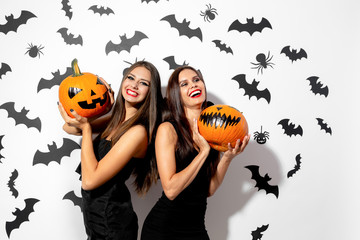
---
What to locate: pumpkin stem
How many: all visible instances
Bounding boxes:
[71,58,83,77]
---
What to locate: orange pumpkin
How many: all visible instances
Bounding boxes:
[198,104,248,152]
[59,59,110,118]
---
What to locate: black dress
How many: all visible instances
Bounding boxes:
[77,138,138,240]
[141,124,217,240]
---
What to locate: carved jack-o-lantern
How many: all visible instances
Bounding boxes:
[59,59,110,118]
[198,104,249,152]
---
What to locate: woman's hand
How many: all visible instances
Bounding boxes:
[223,134,250,159]
[192,118,211,154]
[58,102,90,133]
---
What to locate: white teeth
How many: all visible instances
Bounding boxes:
[190,90,201,97]
[127,89,138,96]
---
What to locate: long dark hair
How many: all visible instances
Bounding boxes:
[164,66,219,178]
[101,61,163,195]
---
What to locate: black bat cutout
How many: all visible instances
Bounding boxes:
[251,224,269,240]
[163,56,188,70]
[212,40,233,54]
[142,0,160,3]
[33,138,80,166]
[287,154,302,178]
[8,169,19,198]
[307,76,329,97]
[281,46,307,63]
[105,31,148,55]
[245,165,279,198]
[61,0,72,19]
[0,102,41,132]
[278,119,303,137]
[316,118,332,135]
[0,135,4,162]
[0,62,12,79]
[57,27,83,46]
[37,67,72,92]
[89,5,114,16]
[232,74,271,103]
[6,198,40,238]
[161,14,203,41]
[63,190,83,212]
[0,10,36,34]
[228,17,272,36]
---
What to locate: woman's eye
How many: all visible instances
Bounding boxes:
[127,76,134,80]
[194,78,200,82]
[180,83,187,87]
[140,81,149,87]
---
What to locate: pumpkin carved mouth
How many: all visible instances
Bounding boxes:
[78,92,108,109]
[198,111,241,130]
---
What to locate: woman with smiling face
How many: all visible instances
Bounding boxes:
[141,66,250,240]
[58,61,163,240]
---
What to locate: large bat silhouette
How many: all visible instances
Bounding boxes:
[33,138,80,166]
[0,10,36,34]
[307,76,329,97]
[245,165,279,198]
[89,5,114,16]
[63,190,83,212]
[278,119,303,137]
[57,27,83,45]
[6,198,40,238]
[316,118,332,135]
[251,224,269,240]
[212,40,233,54]
[0,102,41,132]
[281,46,307,63]
[8,169,19,198]
[163,56,188,70]
[228,17,272,36]
[0,62,12,79]
[105,31,148,55]
[61,0,72,19]
[37,67,72,92]
[287,154,302,178]
[232,74,271,103]
[161,14,203,41]
[0,135,4,162]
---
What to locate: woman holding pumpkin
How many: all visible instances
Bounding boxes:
[140,65,250,240]
[58,60,163,240]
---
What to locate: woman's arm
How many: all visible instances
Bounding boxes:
[156,120,210,200]
[208,134,250,196]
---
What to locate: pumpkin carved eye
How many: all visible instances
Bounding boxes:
[68,87,83,99]
[96,78,104,85]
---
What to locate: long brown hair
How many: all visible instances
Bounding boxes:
[164,66,219,178]
[101,61,163,195]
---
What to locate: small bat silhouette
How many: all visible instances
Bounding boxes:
[251,224,269,240]
[161,14,203,41]
[307,76,329,97]
[0,102,41,132]
[63,190,83,211]
[61,0,72,19]
[57,27,83,46]
[0,62,12,79]
[0,135,4,162]
[212,40,233,54]
[8,169,19,198]
[89,5,114,16]
[228,17,272,36]
[163,56,188,70]
[37,67,72,92]
[33,138,80,166]
[287,154,302,178]
[245,165,279,198]
[232,74,271,103]
[105,31,148,55]
[316,118,332,135]
[281,46,307,63]
[6,198,40,237]
[0,10,36,34]
[141,0,160,3]
[278,119,303,137]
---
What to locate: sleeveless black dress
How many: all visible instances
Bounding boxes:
[77,138,138,240]
[141,124,217,240]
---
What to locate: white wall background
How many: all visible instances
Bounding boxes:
[0,0,359,239]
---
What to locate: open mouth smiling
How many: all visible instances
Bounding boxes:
[126,89,139,97]
[189,89,202,98]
